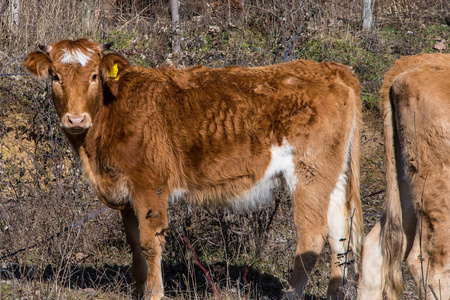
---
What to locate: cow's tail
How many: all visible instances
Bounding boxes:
[379,85,405,300]
[348,96,364,273]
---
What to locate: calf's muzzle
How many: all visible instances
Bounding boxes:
[61,112,92,134]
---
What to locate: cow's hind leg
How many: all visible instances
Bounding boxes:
[286,187,329,299]
[121,207,148,299]
[327,173,350,299]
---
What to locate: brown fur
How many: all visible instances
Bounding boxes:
[24,39,363,300]
[358,53,450,300]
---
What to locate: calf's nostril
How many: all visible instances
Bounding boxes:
[62,113,91,131]
[67,115,86,127]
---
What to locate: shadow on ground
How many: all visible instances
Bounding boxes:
[0,261,329,299]
[0,261,283,299]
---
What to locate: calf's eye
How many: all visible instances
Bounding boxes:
[92,74,98,81]
[52,74,59,82]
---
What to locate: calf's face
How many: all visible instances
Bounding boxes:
[24,39,121,136]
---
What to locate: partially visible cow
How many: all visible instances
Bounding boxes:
[24,39,363,300]
[358,53,450,300]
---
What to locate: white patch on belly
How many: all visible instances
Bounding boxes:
[61,48,92,67]
[232,138,298,210]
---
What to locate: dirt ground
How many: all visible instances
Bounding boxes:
[360,109,386,232]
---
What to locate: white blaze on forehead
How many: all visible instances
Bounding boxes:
[60,48,93,67]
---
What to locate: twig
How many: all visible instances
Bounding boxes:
[119,2,153,30]
[0,55,26,75]
[183,235,222,300]
[0,73,29,77]
[252,47,282,61]
[256,7,313,63]
[427,282,440,300]
[0,0,8,19]
[197,54,230,65]
[363,211,383,218]
[282,9,311,62]
[265,193,281,232]
[0,50,11,59]
[346,208,356,270]
[361,121,382,146]
[361,189,385,200]
[336,208,356,283]
[0,207,108,260]
[32,85,60,191]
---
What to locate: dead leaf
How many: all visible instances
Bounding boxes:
[433,41,446,51]
[75,252,88,262]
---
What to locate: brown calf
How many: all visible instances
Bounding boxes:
[358,53,450,299]
[25,39,363,299]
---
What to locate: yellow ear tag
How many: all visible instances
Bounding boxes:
[108,63,119,80]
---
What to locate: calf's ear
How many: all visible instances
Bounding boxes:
[24,52,51,79]
[100,53,130,81]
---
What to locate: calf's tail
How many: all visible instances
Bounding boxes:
[379,84,406,300]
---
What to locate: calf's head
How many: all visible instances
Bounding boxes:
[24,39,128,136]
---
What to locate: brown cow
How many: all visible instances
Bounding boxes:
[24,39,363,299]
[358,53,450,300]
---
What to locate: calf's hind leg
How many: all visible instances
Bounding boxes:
[287,186,329,299]
[357,222,383,300]
[327,173,350,299]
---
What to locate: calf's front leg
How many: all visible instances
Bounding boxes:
[132,188,168,300]
[120,206,148,299]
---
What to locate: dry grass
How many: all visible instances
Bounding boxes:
[1,0,449,299]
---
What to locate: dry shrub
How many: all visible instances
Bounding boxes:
[0,77,128,298]
[1,0,446,57]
